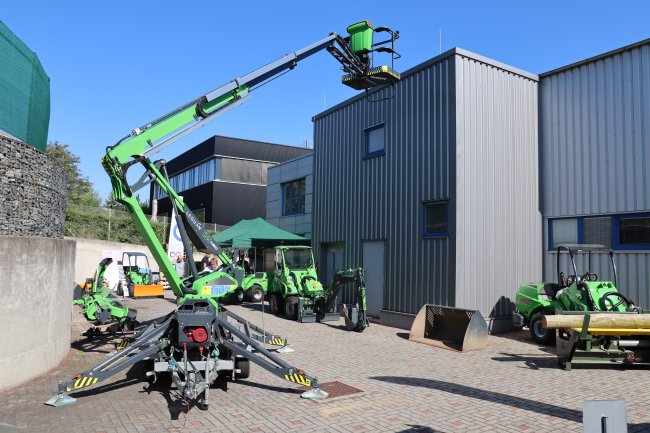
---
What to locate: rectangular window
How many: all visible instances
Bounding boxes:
[550,219,578,248]
[220,158,264,184]
[423,200,448,237]
[584,217,611,247]
[619,216,650,245]
[282,178,306,216]
[364,124,385,157]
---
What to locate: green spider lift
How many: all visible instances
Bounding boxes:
[47,20,400,408]
[73,258,137,334]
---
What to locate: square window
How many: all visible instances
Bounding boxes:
[551,219,578,248]
[584,217,611,247]
[365,124,385,157]
[424,201,448,236]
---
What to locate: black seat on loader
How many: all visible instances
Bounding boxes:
[539,283,559,300]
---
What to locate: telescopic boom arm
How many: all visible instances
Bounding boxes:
[101,21,400,299]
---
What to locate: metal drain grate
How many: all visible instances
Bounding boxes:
[302,381,363,398]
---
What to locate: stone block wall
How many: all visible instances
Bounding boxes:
[0,133,66,237]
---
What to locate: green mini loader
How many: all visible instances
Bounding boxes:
[266,246,369,331]
[513,244,638,344]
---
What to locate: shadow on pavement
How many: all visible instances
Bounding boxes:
[370,376,582,423]
[141,376,183,420]
[71,336,118,354]
[490,352,558,370]
[231,379,303,395]
[397,426,439,433]
[318,321,353,332]
[233,302,268,313]
[396,332,409,340]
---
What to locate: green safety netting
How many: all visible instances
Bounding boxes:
[0,20,50,151]
[212,218,308,248]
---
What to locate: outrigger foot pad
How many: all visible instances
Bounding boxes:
[276,345,294,353]
[45,393,77,407]
[301,388,328,399]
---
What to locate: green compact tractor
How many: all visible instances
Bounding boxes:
[266,246,368,331]
[226,249,267,304]
[513,244,637,344]
[73,258,137,332]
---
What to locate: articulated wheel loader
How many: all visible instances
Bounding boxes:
[73,258,137,334]
[266,246,369,331]
[47,19,399,408]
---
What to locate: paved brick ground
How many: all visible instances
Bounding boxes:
[2,294,650,433]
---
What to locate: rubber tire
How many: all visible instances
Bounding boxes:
[269,293,282,315]
[284,297,299,321]
[246,285,264,303]
[234,358,250,379]
[529,312,555,345]
[234,288,245,304]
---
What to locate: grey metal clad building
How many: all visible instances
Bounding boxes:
[540,39,650,308]
[312,48,542,329]
[266,154,314,239]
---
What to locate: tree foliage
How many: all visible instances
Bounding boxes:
[104,191,151,213]
[46,141,101,206]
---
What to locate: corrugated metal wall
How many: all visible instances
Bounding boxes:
[454,54,542,318]
[540,42,650,308]
[313,53,456,315]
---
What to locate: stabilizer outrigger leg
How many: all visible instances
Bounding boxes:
[48,304,327,407]
[216,314,327,399]
[220,307,293,352]
[46,314,174,406]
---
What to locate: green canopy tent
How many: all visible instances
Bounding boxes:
[212,218,308,248]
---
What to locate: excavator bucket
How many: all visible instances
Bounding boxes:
[409,305,488,352]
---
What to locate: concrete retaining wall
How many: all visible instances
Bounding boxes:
[70,237,158,285]
[70,237,203,288]
[0,236,75,391]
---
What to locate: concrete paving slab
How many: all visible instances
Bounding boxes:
[2,294,650,432]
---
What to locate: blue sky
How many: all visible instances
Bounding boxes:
[3,1,650,200]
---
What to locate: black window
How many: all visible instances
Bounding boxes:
[282,178,306,216]
[423,201,448,237]
[619,217,650,245]
[364,124,385,157]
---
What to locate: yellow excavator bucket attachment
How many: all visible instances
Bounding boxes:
[409,304,488,352]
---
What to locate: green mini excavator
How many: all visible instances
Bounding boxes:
[47,20,399,408]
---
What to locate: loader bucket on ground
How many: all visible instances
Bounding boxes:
[408,304,488,352]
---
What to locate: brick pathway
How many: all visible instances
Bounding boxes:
[1,294,650,433]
